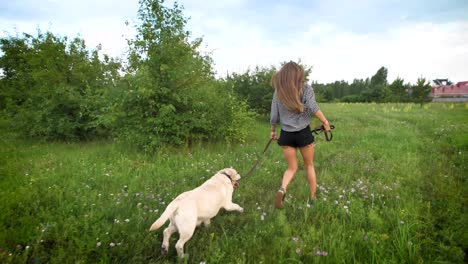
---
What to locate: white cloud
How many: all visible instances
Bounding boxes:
[1,0,466,84]
[197,20,468,83]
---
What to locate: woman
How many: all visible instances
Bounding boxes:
[270,61,330,209]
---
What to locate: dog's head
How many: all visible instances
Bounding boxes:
[219,168,241,189]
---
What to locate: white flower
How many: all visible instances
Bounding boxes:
[125,219,130,223]
[110,242,116,247]
[97,242,102,247]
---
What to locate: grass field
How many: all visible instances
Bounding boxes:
[0,103,467,263]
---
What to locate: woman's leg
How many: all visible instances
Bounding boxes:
[299,144,316,200]
[280,146,298,191]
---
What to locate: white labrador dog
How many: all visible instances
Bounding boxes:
[149,168,243,258]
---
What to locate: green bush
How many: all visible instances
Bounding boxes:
[0,31,121,140]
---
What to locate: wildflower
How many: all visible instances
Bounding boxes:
[323,197,327,201]
[295,248,301,254]
[400,221,404,224]
[315,250,328,256]
[363,234,369,241]
[110,242,115,247]
[97,242,102,247]
[292,237,299,242]
[125,219,130,223]
[343,205,348,209]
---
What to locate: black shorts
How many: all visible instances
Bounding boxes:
[278,126,314,148]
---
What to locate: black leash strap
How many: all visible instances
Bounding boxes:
[312,125,335,141]
[244,138,273,177]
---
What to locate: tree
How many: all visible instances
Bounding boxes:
[114,0,254,151]
[370,66,388,87]
[388,77,408,102]
[226,66,277,115]
[412,77,432,106]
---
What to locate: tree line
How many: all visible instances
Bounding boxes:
[0,0,433,150]
[226,65,433,116]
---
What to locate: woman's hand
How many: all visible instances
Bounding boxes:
[322,120,331,132]
[271,131,278,140]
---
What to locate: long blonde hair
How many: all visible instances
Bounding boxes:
[272,61,305,113]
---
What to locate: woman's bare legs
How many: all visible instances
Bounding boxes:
[275,146,298,208]
[299,144,316,200]
[280,146,298,191]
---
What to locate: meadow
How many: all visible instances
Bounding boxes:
[0,103,466,263]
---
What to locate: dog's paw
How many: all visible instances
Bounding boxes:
[161,246,168,256]
[239,207,244,213]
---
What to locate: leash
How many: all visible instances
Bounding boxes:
[312,124,335,141]
[243,124,335,177]
[244,138,273,177]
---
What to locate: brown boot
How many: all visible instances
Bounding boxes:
[275,188,286,209]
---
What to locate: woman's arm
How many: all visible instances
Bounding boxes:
[270,92,279,139]
[314,110,331,131]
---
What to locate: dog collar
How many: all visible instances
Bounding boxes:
[221,171,240,189]
[221,171,232,181]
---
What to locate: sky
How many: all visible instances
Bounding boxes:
[1,0,467,84]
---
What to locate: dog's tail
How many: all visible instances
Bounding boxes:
[149,200,179,231]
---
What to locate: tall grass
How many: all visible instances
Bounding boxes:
[0,103,466,263]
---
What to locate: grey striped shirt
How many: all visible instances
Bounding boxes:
[270,84,320,132]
